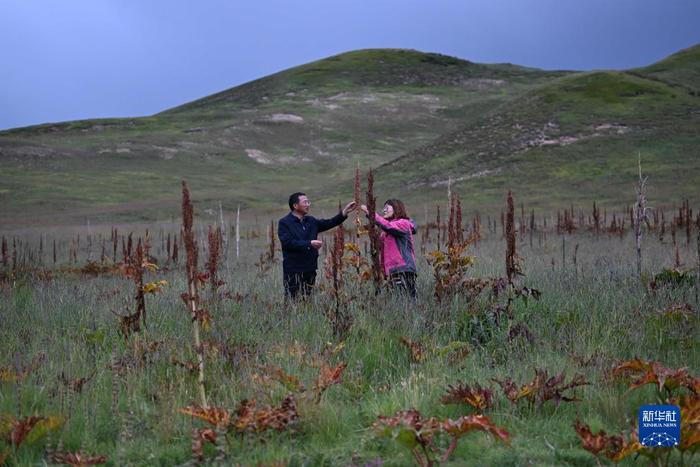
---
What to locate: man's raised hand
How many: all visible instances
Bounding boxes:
[342,201,357,216]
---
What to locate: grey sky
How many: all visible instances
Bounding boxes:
[1,0,698,130]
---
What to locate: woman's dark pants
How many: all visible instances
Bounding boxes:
[389,271,417,298]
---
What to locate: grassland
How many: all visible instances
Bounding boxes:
[1,43,699,466]
[1,197,699,465]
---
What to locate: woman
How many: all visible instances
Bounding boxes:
[361,199,417,297]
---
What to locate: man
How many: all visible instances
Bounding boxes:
[278,192,356,299]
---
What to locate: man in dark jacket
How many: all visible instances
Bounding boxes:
[278,192,356,298]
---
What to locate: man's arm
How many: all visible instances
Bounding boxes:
[317,201,356,233]
[278,221,312,251]
[317,211,348,233]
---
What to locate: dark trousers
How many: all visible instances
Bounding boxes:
[389,271,417,298]
[283,271,317,299]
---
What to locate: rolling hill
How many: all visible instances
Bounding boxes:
[1,46,698,228]
[378,45,700,209]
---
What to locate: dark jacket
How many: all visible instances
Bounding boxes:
[278,211,347,273]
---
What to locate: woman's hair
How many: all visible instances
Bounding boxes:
[383,199,409,220]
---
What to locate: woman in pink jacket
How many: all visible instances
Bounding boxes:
[361,199,417,297]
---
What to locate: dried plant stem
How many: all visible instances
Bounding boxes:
[236,204,241,259]
[505,191,517,319]
[366,169,382,294]
[268,220,275,261]
[207,226,221,295]
[218,201,230,277]
[188,278,208,408]
[505,191,516,284]
[634,154,649,278]
[182,181,208,408]
[436,205,441,250]
[332,224,344,304]
[134,240,146,328]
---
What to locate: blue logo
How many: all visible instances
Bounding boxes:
[639,405,681,447]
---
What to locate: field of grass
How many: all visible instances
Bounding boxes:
[1,192,699,465]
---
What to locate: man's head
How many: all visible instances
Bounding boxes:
[289,192,310,215]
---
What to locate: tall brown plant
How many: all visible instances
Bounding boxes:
[166,233,171,263]
[1,236,7,267]
[354,163,363,232]
[633,156,649,277]
[331,224,344,298]
[207,226,222,295]
[436,205,441,250]
[112,228,118,262]
[326,225,353,338]
[172,235,179,264]
[456,198,463,244]
[366,169,383,294]
[504,191,523,320]
[447,195,457,250]
[268,220,275,261]
[133,240,146,328]
[505,191,518,283]
[592,201,600,237]
[182,181,209,408]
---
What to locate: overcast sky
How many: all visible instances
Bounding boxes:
[1,0,698,130]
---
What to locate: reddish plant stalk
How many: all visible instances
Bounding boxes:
[172,235,179,263]
[447,196,456,250]
[456,198,463,244]
[166,233,171,262]
[207,226,221,294]
[366,169,383,294]
[182,181,208,408]
[133,239,146,327]
[269,220,275,261]
[436,205,441,250]
[126,234,132,262]
[332,224,344,301]
[505,191,517,284]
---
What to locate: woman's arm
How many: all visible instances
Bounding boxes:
[372,213,412,237]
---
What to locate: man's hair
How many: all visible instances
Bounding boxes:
[383,199,409,220]
[289,192,306,211]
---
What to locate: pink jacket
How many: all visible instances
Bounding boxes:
[373,213,417,276]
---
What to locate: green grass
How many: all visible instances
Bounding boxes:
[1,216,699,465]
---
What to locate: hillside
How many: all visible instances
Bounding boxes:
[376,45,700,210]
[1,46,698,228]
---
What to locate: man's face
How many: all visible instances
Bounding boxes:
[294,195,311,215]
